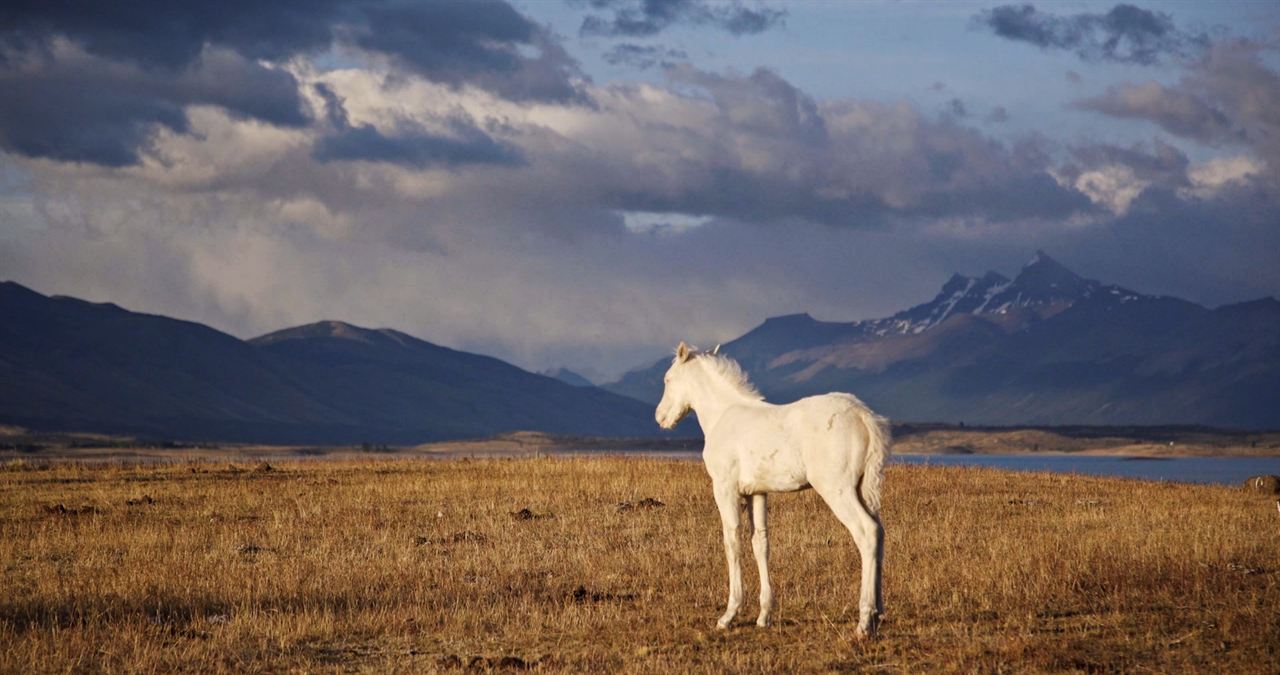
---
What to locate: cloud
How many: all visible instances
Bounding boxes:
[620,210,710,234]
[985,106,1010,124]
[1181,155,1261,199]
[1073,40,1280,187]
[313,118,525,170]
[0,0,340,70]
[1052,137,1264,215]
[352,2,587,103]
[1075,82,1238,143]
[1054,139,1186,216]
[602,43,689,69]
[539,65,1094,226]
[1070,138,1190,184]
[310,84,524,168]
[159,62,1103,229]
[0,43,307,166]
[0,0,585,166]
[943,98,968,119]
[0,0,577,94]
[1052,132,1272,222]
[579,0,785,38]
[976,3,1208,65]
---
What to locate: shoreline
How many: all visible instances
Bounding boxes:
[4,446,1278,463]
[4,425,1280,463]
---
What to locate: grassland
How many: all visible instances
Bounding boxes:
[2,457,1277,673]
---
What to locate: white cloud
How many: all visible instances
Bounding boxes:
[1181,155,1262,199]
[1066,165,1149,215]
[621,210,712,234]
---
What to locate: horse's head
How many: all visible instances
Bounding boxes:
[655,341,718,430]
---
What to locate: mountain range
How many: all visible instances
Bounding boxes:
[4,250,1277,442]
[604,252,1280,430]
[0,281,656,443]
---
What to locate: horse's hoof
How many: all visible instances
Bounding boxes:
[854,620,881,640]
[716,617,732,630]
[755,617,771,628]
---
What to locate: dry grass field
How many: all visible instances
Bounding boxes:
[2,456,1277,673]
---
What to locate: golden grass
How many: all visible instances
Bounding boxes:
[1,457,1277,673]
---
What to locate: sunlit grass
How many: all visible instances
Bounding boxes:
[1,457,1276,672]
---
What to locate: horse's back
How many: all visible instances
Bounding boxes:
[782,392,875,430]
[711,393,875,444]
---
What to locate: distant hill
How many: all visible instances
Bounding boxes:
[0,282,661,443]
[540,367,595,387]
[605,252,1280,430]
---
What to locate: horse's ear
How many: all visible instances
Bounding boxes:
[676,341,691,362]
[711,343,721,356]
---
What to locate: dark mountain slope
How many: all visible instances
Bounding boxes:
[1,283,660,442]
[0,281,347,441]
[250,321,657,441]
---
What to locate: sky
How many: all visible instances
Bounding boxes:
[1,1,1278,381]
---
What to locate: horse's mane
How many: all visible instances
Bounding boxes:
[698,352,764,401]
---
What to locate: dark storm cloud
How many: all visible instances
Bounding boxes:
[0,0,584,166]
[602,43,688,69]
[311,84,524,169]
[976,3,1208,65]
[0,0,344,70]
[0,48,307,166]
[352,1,587,103]
[579,0,784,38]
[0,0,575,92]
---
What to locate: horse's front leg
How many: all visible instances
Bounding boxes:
[711,482,743,629]
[750,493,772,627]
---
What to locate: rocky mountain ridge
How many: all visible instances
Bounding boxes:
[605,253,1280,429]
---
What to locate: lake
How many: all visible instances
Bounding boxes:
[892,454,1280,486]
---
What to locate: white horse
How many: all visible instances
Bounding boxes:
[656,341,890,637]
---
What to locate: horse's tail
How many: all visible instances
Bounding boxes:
[857,408,892,516]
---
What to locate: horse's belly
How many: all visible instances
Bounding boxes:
[737,449,808,494]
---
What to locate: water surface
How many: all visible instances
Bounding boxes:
[892,454,1279,486]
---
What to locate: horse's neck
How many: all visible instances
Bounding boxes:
[689,361,759,434]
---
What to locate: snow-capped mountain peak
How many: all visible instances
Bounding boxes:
[876,252,1143,334]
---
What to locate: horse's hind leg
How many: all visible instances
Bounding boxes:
[711,481,744,629]
[812,479,883,638]
[749,493,772,627]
